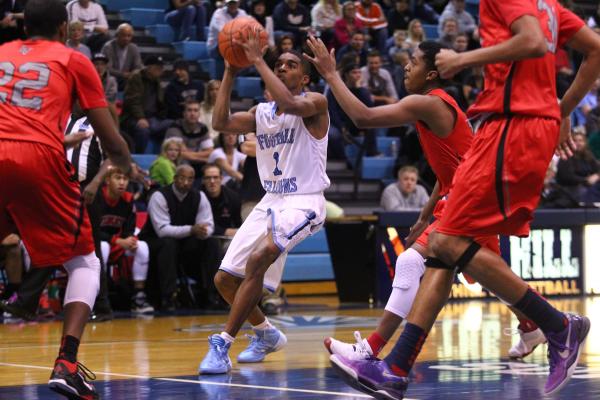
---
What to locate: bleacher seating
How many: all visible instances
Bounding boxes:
[172,41,208,60]
[132,154,156,171]
[146,24,174,44]
[120,8,164,28]
[101,0,167,12]
[423,24,439,39]
[235,77,263,100]
[362,156,395,180]
[282,230,334,282]
[198,59,217,80]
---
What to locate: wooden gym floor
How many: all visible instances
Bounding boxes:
[0,296,598,399]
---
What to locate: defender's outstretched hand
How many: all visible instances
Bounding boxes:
[233,26,268,65]
[303,35,337,80]
[435,49,464,79]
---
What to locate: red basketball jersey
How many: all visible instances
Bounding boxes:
[0,39,107,153]
[468,0,584,120]
[415,89,473,198]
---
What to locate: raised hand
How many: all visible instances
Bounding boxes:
[435,49,464,79]
[233,26,268,65]
[303,35,337,80]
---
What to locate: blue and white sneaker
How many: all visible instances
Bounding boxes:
[198,334,233,374]
[237,327,287,363]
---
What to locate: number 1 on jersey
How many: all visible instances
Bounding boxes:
[273,152,283,176]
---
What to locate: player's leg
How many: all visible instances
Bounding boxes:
[130,240,153,314]
[214,270,269,326]
[48,252,101,400]
[326,245,427,360]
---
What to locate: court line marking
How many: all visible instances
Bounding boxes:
[0,361,419,399]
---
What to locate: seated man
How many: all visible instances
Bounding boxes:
[360,50,398,105]
[336,31,368,66]
[139,165,221,311]
[165,60,206,120]
[66,0,109,52]
[121,56,173,153]
[201,164,242,238]
[0,234,25,301]
[165,99,214,179]
[101,23,143,90]
[97,167,153,314]
[381,165,429,211]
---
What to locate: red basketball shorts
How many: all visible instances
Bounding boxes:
[0,140,94,267]
[415,200,500,254]
[436,115,559,238]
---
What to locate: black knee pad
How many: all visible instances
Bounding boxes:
[455,242,481,273]
[425,257,454,270]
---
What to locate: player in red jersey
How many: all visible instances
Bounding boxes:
[305,38,543,365]
[0,1,132,399]
[318,1,600,399]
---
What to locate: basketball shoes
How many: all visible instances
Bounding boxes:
[198,334,232,374]
[48,358,98,400]
[505,326,546,359]
[545,313,590,395]
[237,327,287,363]
[330,354,409,400]
[324,331,373,361]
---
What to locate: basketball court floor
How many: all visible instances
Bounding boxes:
[0,296,598,399]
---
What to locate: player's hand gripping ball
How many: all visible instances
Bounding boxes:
[218,17,269,68]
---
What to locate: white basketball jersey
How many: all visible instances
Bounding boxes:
[255,101,330,195]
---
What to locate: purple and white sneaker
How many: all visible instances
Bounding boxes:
[330,354,409,400]
[544,313,590,395]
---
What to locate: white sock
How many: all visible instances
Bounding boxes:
[253,318,274,331]
[220,331,235,344]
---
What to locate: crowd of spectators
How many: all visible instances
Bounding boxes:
[2,0,600,317]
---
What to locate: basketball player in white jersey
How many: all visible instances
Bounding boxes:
[198,28,330,374]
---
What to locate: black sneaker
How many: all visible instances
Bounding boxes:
[48,358,99,399]
[131,292,154,314]
[0,299,36,321]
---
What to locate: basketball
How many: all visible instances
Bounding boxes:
[218,16,269,68]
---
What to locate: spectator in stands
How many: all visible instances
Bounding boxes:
[250,0,275,47]
[391,49,409,99]
[388,29,409,59]
[209,132,247,189]
[361,50,398,105]
[539,161,580,208]
[437,17,458,48]
[66,21,91,59]
[573,79,600,129]
[355,0,388,55]
[122,56,173,153]
[386,0,412,34]
[273,0,311,46]
[201,164,242,238]
[333,1,363,47]
[336,30,368,66]
[97,167,154,314]
[406,18,425,50]
[238,133,265,220]
[207,0,247,80]
[381,165,429,211]
[165,0,207,42]
[0,234,24,301]
[91,53,119,126]
[0,0,25,45]
[150,137,183,186]
[200,79,221,143]
[438,0,477,39]
[556,132,600,203]
[453,32,468,53]
[66,0,109,53]
[587,3,600,28]
[101,23,143,90]
[327,63,378,159]
[139,165,220,311]
[165,59,206,120]
[165,99,214,177]
[311,0,342,47]
[556,45,575,99]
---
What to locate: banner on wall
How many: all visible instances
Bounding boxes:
[375,225,584,302]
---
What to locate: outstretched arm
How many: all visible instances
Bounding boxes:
[435,15,547,79]
[304,36,453,134]
[212,64,257,134]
